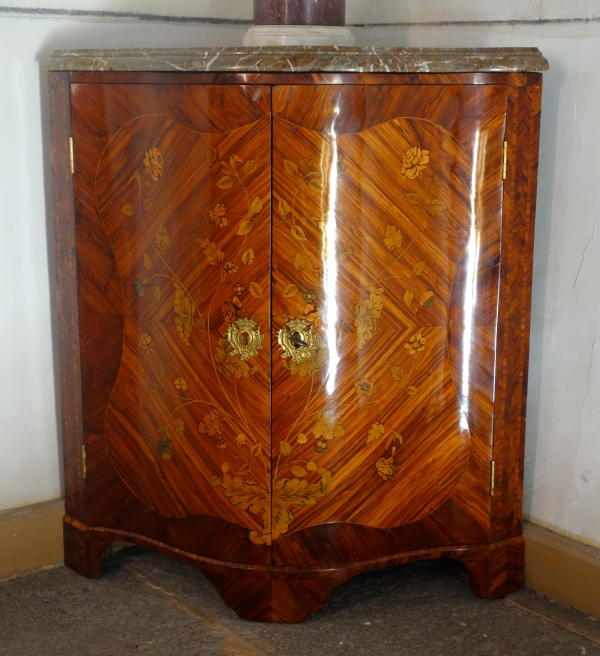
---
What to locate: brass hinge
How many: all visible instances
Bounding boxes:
[502,140,508,180]
[82,445,87,479]
[69,137,75,174]
[490,460,496,497]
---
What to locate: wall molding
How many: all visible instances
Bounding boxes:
[0,498,64,579]
[1,501,599,620]
[524,522,600,620]
[1,6,600,26]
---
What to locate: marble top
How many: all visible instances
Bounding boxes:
[45,46,548,73]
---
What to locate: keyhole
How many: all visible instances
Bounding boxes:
[240,332,249,345]
[290,332,309,349]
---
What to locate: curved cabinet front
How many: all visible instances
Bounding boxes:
[55,72,540,622]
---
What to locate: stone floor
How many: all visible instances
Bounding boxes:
[1,547,599,656]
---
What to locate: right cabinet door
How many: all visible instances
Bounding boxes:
[271,83,507,545]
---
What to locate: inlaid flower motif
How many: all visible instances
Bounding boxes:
[313,410,345,441]
[174,377,187,391]
[210,204,228,228]
[199,408,223,436]
[132,279,145,297]
[222,297,243,324]
[297,433,307,445]
[233,282,245,296]
[216,438,227,450]
[157,439,173,460]
[144,147,164,181]
[355,380,374,397]
[303,289,317,304]
[420,290,434,308]
[235,433,246,446]
[224,261,238,275]
[376,457,399,482]
[303,304,321,329]
[404,332,426,357]
[401,147,429,180]
[173,418,185,436]
[155,225,169,250]
[206,146,219,169]
[139,333,153,353]
[315,439,329,453]
[383,225,403,252]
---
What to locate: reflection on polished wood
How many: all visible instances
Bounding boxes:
[50,71,542,622]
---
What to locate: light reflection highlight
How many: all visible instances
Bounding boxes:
[323,107,341,396]
[460,129,484,431]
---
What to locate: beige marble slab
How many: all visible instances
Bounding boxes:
[44,46,548,73]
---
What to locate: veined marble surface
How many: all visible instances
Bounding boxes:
[44,46,548,73]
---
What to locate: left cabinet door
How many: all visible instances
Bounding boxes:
[71,83,272,537]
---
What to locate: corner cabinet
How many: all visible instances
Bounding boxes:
[47,47,547,623]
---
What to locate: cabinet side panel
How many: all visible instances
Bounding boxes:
[491,76,542,542]
[49,72,85,520]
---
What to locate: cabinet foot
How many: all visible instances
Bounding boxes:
[462,537,524,599]
[63,518,113,578]
[204,570,351,623]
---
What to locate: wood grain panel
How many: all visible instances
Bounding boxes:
[271,84,507,548]
[48,72,85,521]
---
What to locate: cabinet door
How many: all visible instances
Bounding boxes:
[270,84,507,545]
[71,84,272,539]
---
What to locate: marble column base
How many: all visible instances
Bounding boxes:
[243,25,355,47]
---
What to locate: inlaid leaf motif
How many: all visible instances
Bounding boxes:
[144,147,164,181]
[354,288,384,350]
[309,180,324,192]
[407,386,419,396]
[242,248,254,265]
[367,422,385,444]
[280,441,292,456]
[196,238,224,265]
[222,462,231,473]
[404,289,414,308]
[152,285,160,303]
[244,158,258,175]
[143,252,152,270]
[249,282,263,299]
[405,193,421,205]
[413,261,426,276]
[294,253,306,271]
[143,197,154,210]
[198,408,223,436]
[250,444,262,457]
[231,154,244,167]
[250,197,263,214]
[391,366,405,382]
[292,466,308,478]
[278,198,290,216]
[121,204,134,216]
[430,198,448,212]
[173,417,185,436]
[291,225,307,241]
[270,468,332,542]
[215,337,257,379]
[313,410,345,441]
[217,176,234,189]
[236,465,251,475]
[284,160,298,176]
[174,283,195,346]
[155,226,169,251]
[236,221,252,236]
[384,225,403,252]
[282,284,298,298]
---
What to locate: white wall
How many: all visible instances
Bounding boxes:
[0,2,599,550]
